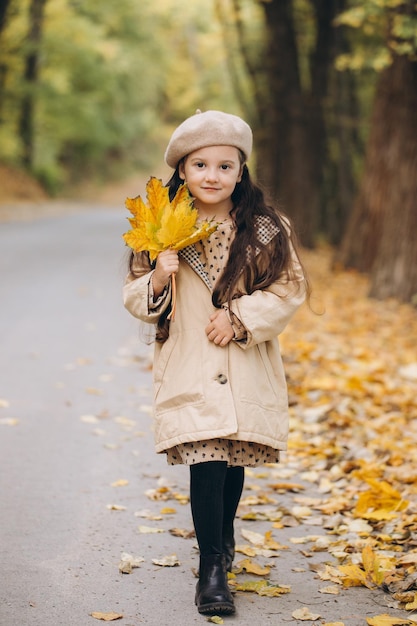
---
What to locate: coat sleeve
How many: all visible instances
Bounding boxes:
[123,252,172,323]
[229,247,306,349]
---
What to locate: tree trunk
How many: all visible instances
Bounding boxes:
[369,56,417,302]
[0,0,11,38]
[308,0,339,241]
[19,0,48,168]
[338,55,417,303]
[311,0,363,244]
[221,0,276,199]
[260,0,319,247]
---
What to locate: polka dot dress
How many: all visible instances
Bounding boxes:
[165,219,281,468]
[166,438,280,467]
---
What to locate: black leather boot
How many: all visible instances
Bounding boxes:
[195,554,235,615]
[223,524,235,572]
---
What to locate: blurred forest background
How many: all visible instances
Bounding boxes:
[0,0,416,302]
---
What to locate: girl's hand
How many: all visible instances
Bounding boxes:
[205,309,234,346]
[152,249,179,298]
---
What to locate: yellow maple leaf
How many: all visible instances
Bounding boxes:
[123,177,218,320]
[123,176,217,259]
[354,479,408,521]
[157,199,199,249]
[338,545,395,589]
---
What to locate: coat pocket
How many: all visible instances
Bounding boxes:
[154,329,204,413]
[239,343,286,411]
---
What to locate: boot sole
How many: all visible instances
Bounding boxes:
[197,602,236,616]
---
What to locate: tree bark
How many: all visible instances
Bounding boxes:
[0,0,11,38]
[317,0,360,244]
[260,0,319,247]
[369,56,417,302]
[338,55,417,303]
[19,0,48,168]
[221,0,275,195]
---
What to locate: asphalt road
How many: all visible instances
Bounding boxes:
[0,207,410,626]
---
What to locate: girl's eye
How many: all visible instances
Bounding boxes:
[196,162,205,168]
[220,164,230,170]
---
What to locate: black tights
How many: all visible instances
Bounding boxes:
[190,461,244,556]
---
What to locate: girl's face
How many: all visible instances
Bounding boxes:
[179,145,243,217]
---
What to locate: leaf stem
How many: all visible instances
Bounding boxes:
[167,273,176,321]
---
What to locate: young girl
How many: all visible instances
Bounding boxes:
[123,110,307,616]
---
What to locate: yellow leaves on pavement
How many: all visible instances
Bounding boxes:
[169,527,195,539]
[207,617,224,624]
[319,585,340,595]
[90,612,123,621]
[233,558,271,576]
[118,552,145,574]
[354,478,409,521]
[338,545,397,589]
[0,398,18,425]
[138,525,165,534]
[0,417,19,426]
[152,554,180,567]
[233,579,291,597]
[366,616,417,626]
[292,607,321,620]
[145,486,189,504]
[160,507,176,515]
[110,479,129,487]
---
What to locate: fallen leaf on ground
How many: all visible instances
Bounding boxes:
[234,558,271,576]
[118,552,145,574]
[292,607,321,620]
[138,525,164,534]
[152,554,180,567]
[319,585,340,594]
[207,617,224,624]
[85,387,103,395]
[338,545,396,589]
[169,527,195,539]
[90,612,123,621]
[234,580,290,596]
[366,616,417,625]
[106,504,126,511]
[134,509,162,521]
[0,417,19,426]
[80,414,99,424]
[110,479,129,487]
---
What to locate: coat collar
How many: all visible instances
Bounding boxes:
[178,215,280,290]
[178,245,212,290]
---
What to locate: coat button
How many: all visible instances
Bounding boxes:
[217,374,228,384]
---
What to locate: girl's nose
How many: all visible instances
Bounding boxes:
[205,168,218,182]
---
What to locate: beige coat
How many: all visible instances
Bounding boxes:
[123,238,305,454]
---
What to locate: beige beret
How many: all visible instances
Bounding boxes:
[164,109,253,168]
